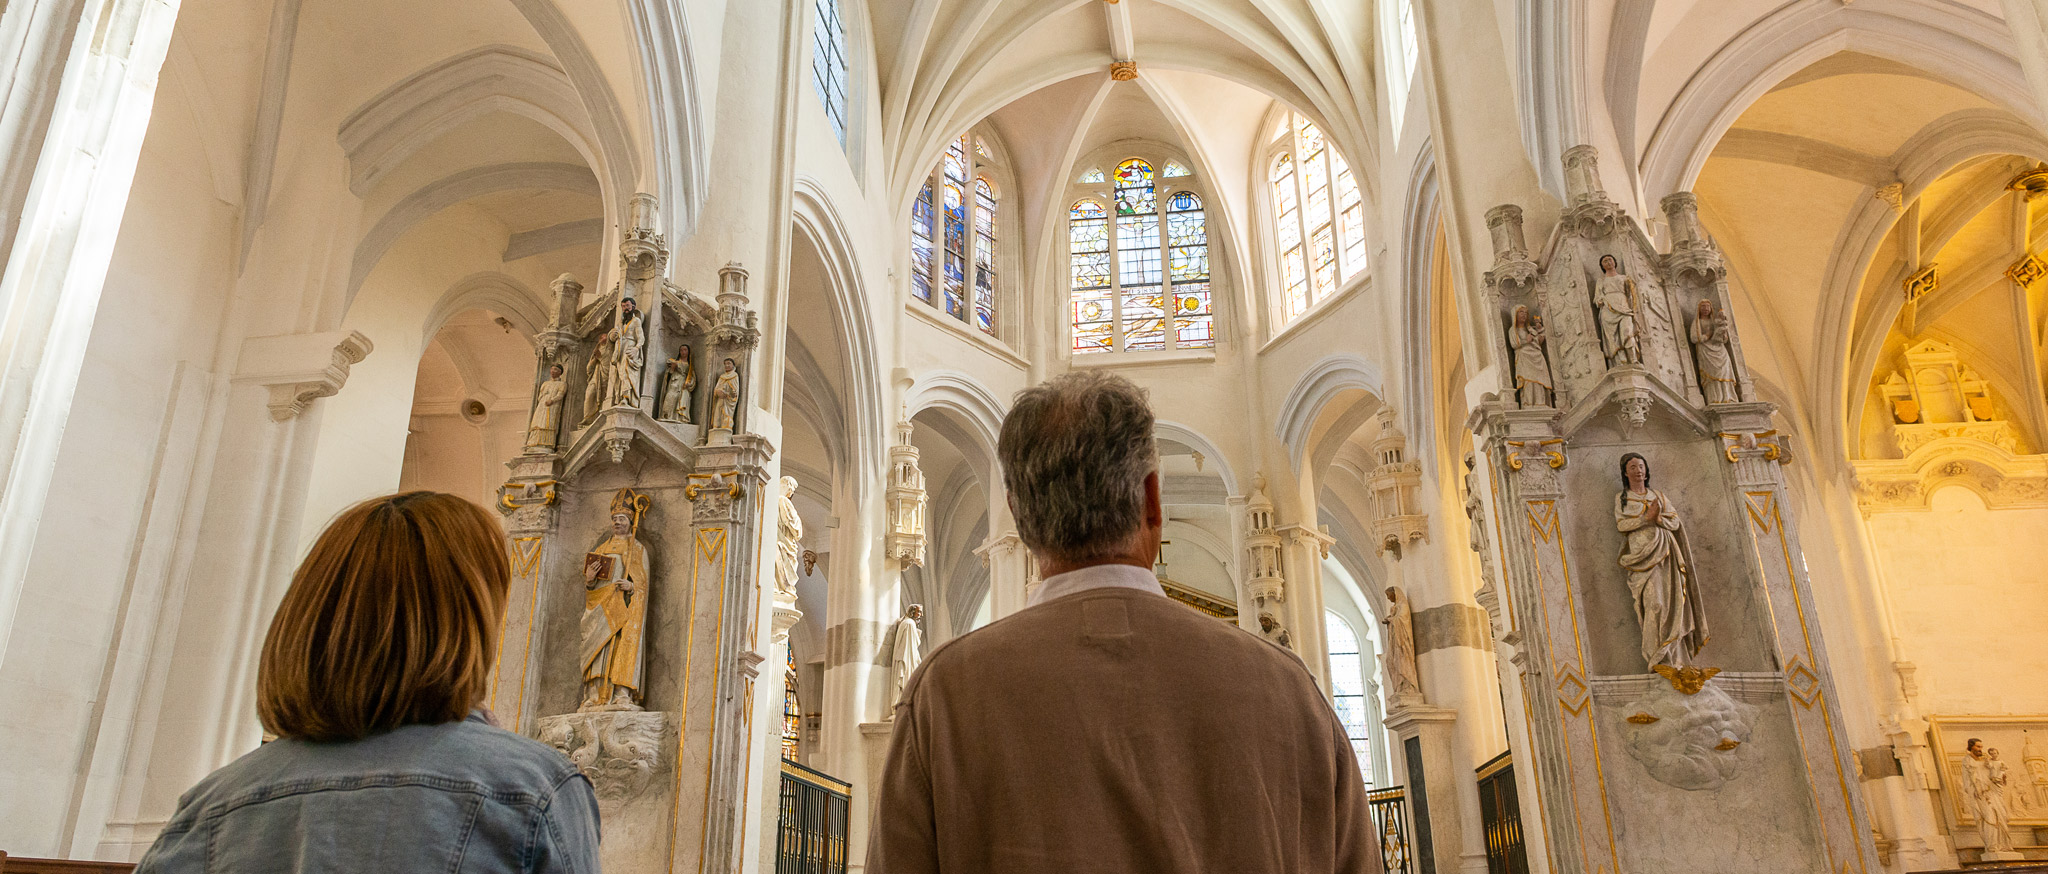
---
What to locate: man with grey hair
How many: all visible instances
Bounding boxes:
[870,370,1379,873]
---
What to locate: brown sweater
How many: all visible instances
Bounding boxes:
[868,586,1382,873]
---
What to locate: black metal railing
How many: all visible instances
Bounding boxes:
[1368,785,1414,874]
[776,759,850,874]
[1475,751,1530,874]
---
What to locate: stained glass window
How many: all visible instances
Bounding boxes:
[974,177,998,333]
[1162,161,1191,178]
[1068,158,1214,354]
[1168,191,1213,349]
[1080,168,1105,184]
[810,0,848,146]
[910,183,933,302]
[782,650,802,762]
[942,136,969,320]
[1326,612,1375,785]
[1271,115,1368,322]
[1070,201,1113,354]
[909,134,1000,333]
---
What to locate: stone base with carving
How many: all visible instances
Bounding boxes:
[538,711,676,873]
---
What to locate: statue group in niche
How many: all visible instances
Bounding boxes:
[1690,300,1739,405]
[1596,254,1644,367]
[526,363,567,449]
[888,604,925,717]
[658,345,695,424]
[1615,453,1707,670]
[1511,305,1553,407]
[1963,738,2019,854]
[581,488,652,712]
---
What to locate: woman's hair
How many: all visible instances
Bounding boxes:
[257,492,510,741]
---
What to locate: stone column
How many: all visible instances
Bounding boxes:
[0,0,181,663]
[1387,703,1464,874]
[980,531,1031,619]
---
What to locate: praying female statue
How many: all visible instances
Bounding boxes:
[581,488,651,711]
[1690,299,1739,404]
[1511,305,1553,407]
[1596,254,1643,366]
[1615,453,1707,669]
[658,345,695,423]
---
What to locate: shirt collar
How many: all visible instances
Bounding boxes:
[1029,563,1166,607]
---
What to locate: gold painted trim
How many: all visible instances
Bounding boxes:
[1652,664,1720,695]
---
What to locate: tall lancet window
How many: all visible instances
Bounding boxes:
[782,649,802,762]
[907,133,1001,336]
[1269,113,1369,323]
[1326,611,1376,785]
[1067,154,1216,355]
[810,0,849,146]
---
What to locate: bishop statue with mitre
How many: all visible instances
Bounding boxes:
[580,488,651,711]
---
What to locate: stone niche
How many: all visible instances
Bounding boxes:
[1476,147,1875,874]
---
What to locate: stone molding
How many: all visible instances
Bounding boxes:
[232,329,374,421]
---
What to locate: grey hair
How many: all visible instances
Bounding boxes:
[997,371,1157,563]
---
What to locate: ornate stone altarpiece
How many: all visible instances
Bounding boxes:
[1474,147,1878,874]
[490,194,775,874]
[1927,715,2048,835]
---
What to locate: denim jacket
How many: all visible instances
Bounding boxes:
[137,712,601,874]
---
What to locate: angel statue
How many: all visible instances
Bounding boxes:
[1615,453,1707,669]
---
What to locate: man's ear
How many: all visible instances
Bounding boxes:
[1144,470,1164,528]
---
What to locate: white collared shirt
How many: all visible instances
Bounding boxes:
[1028,562,1166,607]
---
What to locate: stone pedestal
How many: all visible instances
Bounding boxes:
[1386,703,1461,874]
[860,720,897,840]
[537,712,677,874]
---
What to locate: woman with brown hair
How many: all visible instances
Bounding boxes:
[137,492,601,873]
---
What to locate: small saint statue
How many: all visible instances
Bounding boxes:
[658,345,696,423]
[1690,299,1739,405]
[710,358,742,433]
[1615,453,1707,669]
[775,476,803,596]
[1595,254,1643,366]
[608,298,645,409]
[1384,586,1423,705]
[579,332,614,428]
[526,363,567,449]
[1511,305,1553,408]
[888,604,925,716]
[581,488,651,711]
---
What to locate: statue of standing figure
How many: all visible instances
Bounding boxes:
[526,363,567,449]
[1615,453,1707,669]
[579,332,615,428]
[581,488,652,711]
[1596,254,1644,366]
[1965,738,2019,855]
[888,604,925,717]
[775,476,803,596]
[1690,299,1739,405]
[1511,305,1553,407]
[658,345,695,423]
[710,358,742,432]
[1384,586,1423,705]
[608,298,645,409]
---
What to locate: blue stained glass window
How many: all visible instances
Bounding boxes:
[910,183,933,302]
[974,177,997,334]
